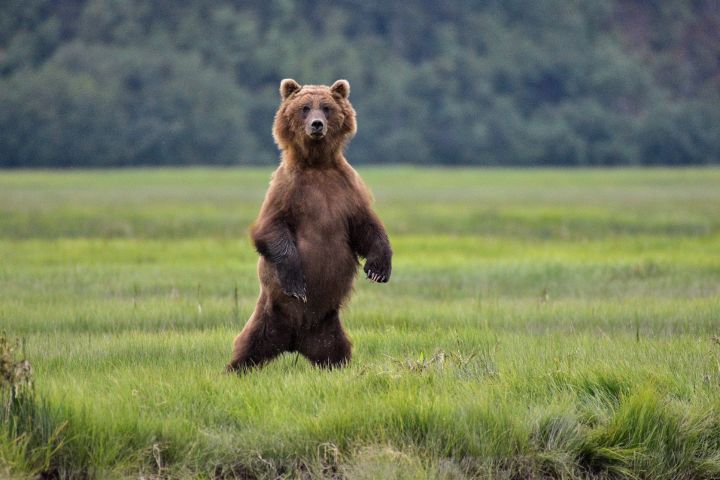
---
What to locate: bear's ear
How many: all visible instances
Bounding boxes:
[330,79,350,99]
[280,79,302,100]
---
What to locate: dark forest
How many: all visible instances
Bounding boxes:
[1,1,718,167]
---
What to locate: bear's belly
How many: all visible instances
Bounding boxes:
[295,226,357,311]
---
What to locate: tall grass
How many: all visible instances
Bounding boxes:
[0,167,719,478]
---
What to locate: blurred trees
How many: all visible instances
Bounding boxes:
[1,0,718,167]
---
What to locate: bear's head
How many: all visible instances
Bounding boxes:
[272,79,357,162]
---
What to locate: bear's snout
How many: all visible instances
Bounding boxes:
[306,115,327,139]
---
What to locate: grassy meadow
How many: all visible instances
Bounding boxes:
[1,167,720,479]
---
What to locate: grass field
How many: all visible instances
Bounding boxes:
[1,167,720,479]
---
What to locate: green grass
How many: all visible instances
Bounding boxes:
[1,167,719,479]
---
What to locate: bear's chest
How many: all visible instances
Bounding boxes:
[291,171,355,232]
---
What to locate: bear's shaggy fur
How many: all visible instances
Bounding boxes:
[227,79,392,372]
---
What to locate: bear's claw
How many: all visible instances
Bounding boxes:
[366,270,388,283]
[291,292,308,303]
[283,285,307,303]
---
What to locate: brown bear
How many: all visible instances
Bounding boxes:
[227,79,392,372]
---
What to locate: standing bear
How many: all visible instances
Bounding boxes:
[227,79,392,372]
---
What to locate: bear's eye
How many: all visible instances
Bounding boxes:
[302,105,310,114]
[322,106,331,116]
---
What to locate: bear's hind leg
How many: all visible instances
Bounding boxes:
[297,310,352,368]
[227,313,292,373]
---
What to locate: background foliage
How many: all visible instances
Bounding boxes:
[1,0,719,167]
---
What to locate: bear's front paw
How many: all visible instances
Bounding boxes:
[278,271,307,302]
[283,283,307,303]
[364,256,391,283]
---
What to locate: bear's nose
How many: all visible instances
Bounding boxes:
[311,120,324,131]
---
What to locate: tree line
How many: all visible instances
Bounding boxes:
[1,0,718,167]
